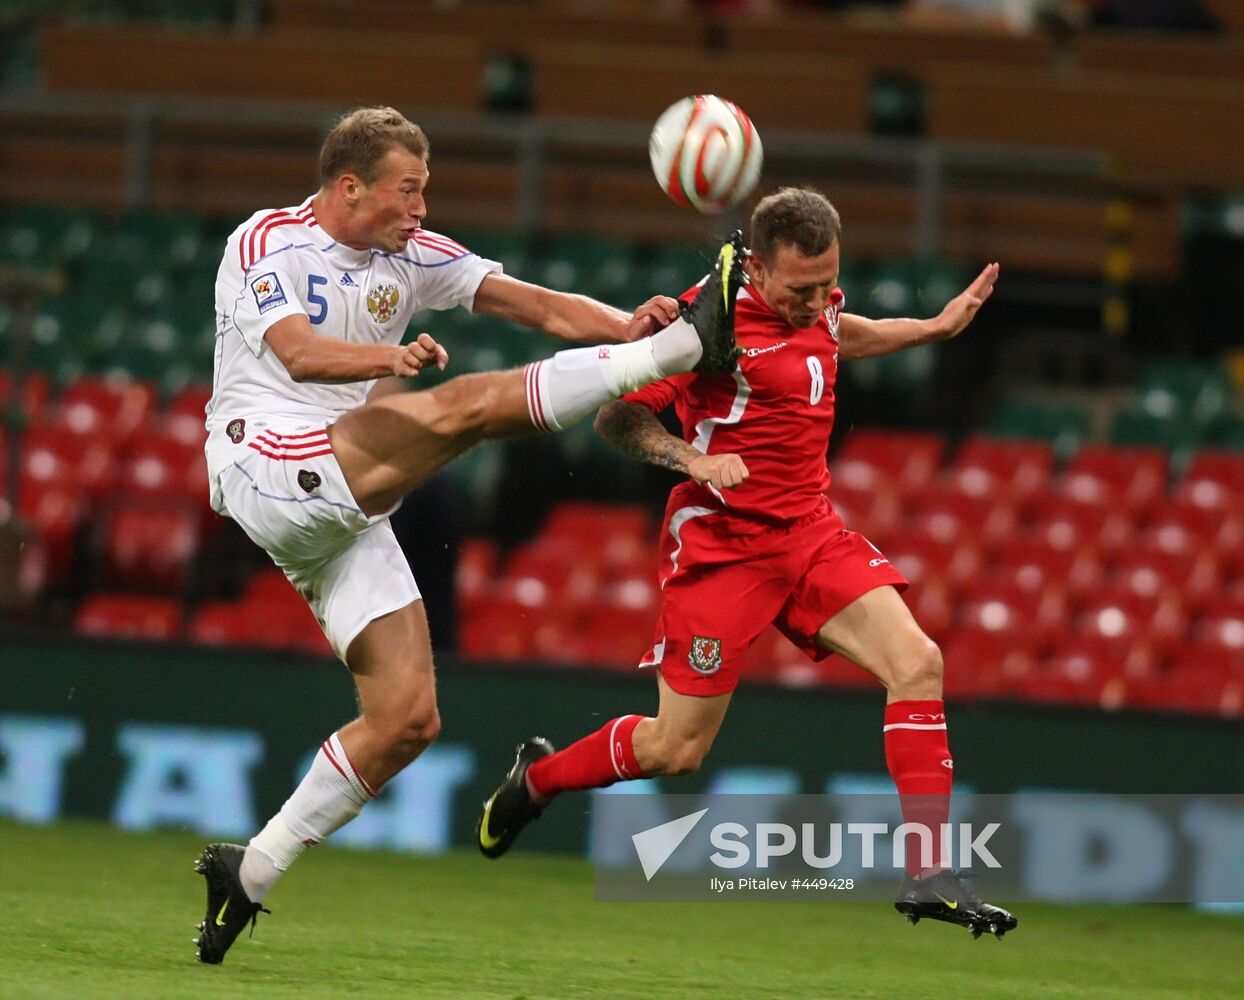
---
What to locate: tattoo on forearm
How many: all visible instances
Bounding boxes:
[597,403,696,474]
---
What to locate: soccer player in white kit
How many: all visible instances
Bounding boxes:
[194,106,745,964]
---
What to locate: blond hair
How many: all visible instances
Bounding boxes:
[319,106,429,185]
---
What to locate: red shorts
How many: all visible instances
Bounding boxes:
[640,491,907,696]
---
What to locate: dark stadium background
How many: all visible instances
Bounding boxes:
[1,0,1242,841]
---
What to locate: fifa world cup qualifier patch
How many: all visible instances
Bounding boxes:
[250,272,287,314]
[688,635,723,674]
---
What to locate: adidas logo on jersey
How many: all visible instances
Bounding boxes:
[339,273,357,287]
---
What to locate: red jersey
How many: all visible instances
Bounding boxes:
[624,284,845,523]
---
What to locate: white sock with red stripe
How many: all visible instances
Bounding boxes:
[239,731,374,903]
[524,318,702,432]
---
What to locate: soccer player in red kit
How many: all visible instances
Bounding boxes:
[477,187,1016,938]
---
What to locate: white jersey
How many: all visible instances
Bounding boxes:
[206,194,501,431]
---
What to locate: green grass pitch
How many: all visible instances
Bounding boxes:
[1,819,1239,999]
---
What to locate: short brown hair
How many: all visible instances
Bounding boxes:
[750,187,841,264]
[319,106,429,185]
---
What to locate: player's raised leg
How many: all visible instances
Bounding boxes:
[815,586,1017,938]
[331,232,746,517]
[476,675,730,858]
[197,600,438,963]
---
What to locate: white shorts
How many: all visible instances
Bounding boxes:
[206,416,420,661]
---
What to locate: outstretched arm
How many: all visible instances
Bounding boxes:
[472,272,680,345]
[265,315,448,383]
[837,262,999,361]
[594,400,749,491]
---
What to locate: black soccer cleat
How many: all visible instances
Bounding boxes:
[684,230,747,376]
[476,737,555,859]
[894,870,1018,940]
[194,843,270,964]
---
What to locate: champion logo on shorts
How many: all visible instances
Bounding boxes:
[297,469,322,493]
[688,635,723,675]
[226,418,246,444]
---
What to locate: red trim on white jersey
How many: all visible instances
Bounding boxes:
[239,203,317,272]
[412,231,468,257]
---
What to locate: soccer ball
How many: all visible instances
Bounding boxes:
[649,95,763,214]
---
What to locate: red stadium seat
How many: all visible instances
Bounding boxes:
[1024,489,1136,556]
[904,485,1019,550]
[991,536,1105,599]
[1175,450,1244,512]
[1007,669,1117,709]
[538,502,653,571]
[53,376,156,450]
[1074,583,1188,651]
[187,599,256,647]
[959,573,1070,644]
[1110,545,1221,608]
[455,537,499,615]
[1043,632,1158,684]
[187,589,333,657]
[1142,498,1241,548]
[498,538,603,612]
[18,485,85,587]
[167,384,213,421]
[946,435,1054,505]
[73,592,183,642]
[578,604,659,670]
[1123,673,1243,718]
[1056,444,1169,518]
[1190,597,1244,659]
[831,480,903,542]
[459,600,540,661]
[19,424,116,503]
[115,430,207,505]
[234,570,333,655]
[96,499,201,591]
[831,428,945,499]
[1168,639,1244,679]
[940,627,1039,700]
[882,529,982,590]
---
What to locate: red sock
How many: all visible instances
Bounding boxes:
[884,699,953,877]
[527,715,647,799]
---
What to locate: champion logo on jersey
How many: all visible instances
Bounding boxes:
[339,273,357,287]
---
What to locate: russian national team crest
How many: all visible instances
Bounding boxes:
[688,635,723,674]
[367,282,400,324]
[226,418,246,443]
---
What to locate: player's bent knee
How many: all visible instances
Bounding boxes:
[397,704,442,755]
[888,638,944,697]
